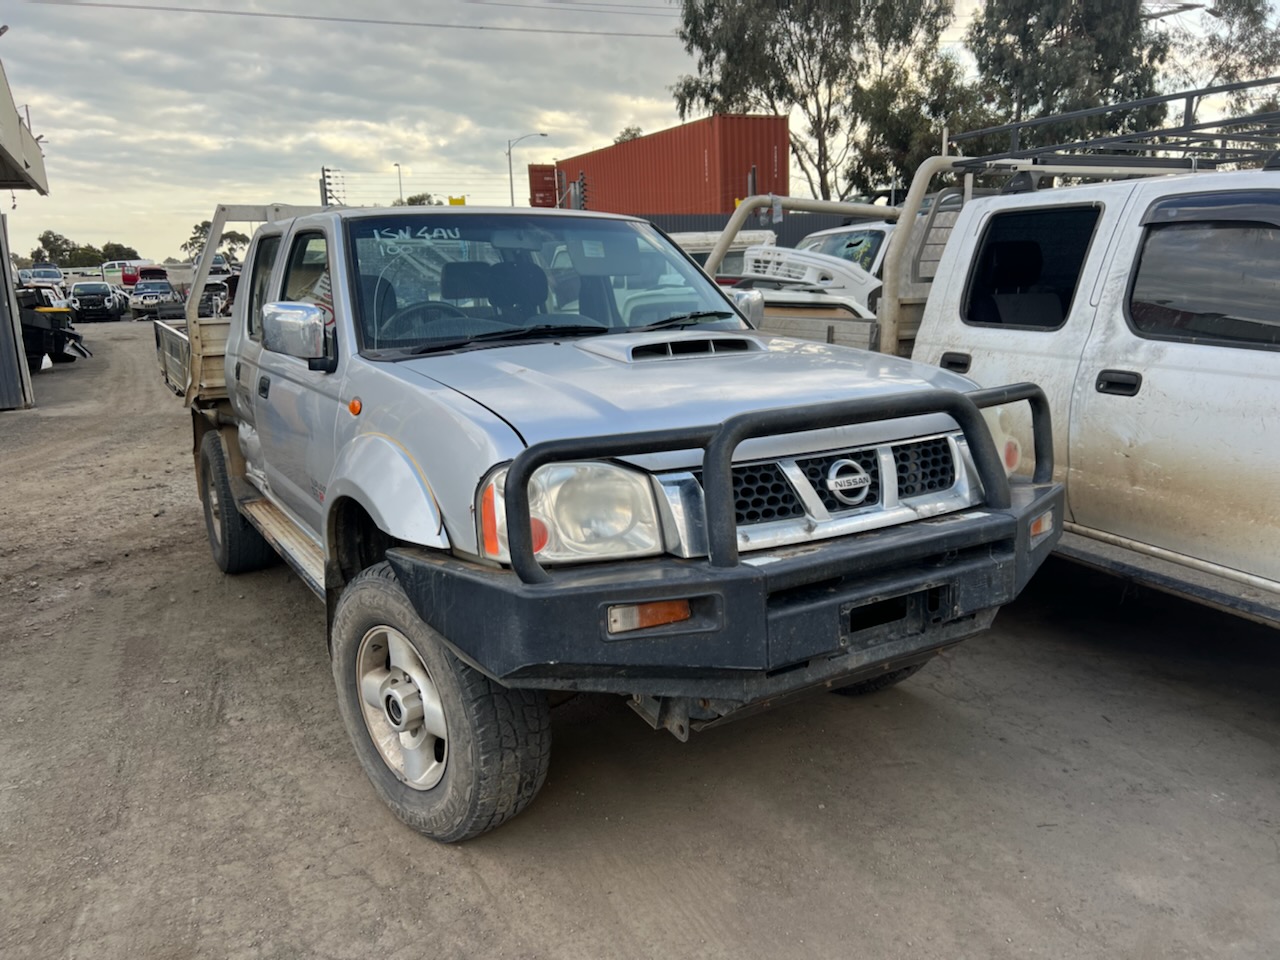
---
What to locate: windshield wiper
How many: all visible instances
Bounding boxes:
[402,324,608,356]
[631,310,736,332]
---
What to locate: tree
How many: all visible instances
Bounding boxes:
[1162,1,1280,111]
[673,0,955,200]
[181,221,212,259]
[392,192,444,206]
[614,125,644,144]
[967,0,1169,145]
[101,242,140,261]
[33,230,74,263]
[221,230,252,260]
[844,55,999,197]
[64,244,105,268]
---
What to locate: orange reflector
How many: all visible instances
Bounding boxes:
[348,397,362,416]
[481,485,500,556]
[1029,508,1055,539]
[607,599,693,634]
[481,487,548,558]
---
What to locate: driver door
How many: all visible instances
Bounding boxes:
[252,230,344,538]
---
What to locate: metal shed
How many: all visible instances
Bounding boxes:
[0,56,49,411]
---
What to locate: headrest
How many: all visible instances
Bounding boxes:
[489,262,548,311]
[440,261,491,301]
[985,241,1043,288]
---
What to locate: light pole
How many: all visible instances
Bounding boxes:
[393,162,403,203]
[506,132,547,206]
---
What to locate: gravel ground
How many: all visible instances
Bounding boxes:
[2,323,1278,960]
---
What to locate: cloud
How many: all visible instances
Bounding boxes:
[4,0,692,260]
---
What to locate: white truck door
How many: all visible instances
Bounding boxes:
[253,229,343,537]
[1069,184,1280,583]
[913,188,1127,506]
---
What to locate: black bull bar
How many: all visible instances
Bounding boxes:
[502,382,1053,585]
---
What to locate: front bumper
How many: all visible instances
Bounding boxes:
[388,478,1061,703]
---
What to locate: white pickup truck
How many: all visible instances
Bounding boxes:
[156,202,1061,841]
[706,79,1280,627]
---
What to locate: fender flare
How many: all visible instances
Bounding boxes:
[324,433,449,549]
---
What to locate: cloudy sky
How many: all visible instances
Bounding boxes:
[3,0,709,261]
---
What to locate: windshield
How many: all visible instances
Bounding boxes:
[32,269,63,280]
[72,283,110,294]
[346,213,743,355]
[798,227,889,273]
[133,281,171,294]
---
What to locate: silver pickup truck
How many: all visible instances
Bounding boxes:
[156,203,1061,842]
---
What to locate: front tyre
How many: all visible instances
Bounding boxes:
[331,563,551,842]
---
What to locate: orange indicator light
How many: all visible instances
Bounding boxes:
[348,398,363,416]
[1029,509,1055,539]
[607,599,693,634]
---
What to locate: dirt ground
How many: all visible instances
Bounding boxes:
[2,322,1278,960]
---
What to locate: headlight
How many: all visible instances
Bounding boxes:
[70,298,80,309]
[479,461,663,565]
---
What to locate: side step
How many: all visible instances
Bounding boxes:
[1056,530,1280,629]
[240,498,326,597]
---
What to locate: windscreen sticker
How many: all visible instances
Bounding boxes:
[581,240,605,258]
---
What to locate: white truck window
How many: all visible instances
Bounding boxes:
[1129,220,1280,350]
[963,207,1100,330]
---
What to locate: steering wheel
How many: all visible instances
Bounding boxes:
[377,301,469,340]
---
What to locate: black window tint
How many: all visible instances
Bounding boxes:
[246,235,281,341]
[963,206,1100,329]
[1129,220,1280,350]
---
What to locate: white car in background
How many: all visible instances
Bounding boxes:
[796,221,896,277]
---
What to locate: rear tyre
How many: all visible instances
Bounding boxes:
[331,562,551,842]
[832,661,928,697]
[198,431,276,574]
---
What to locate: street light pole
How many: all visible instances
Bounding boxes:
[393,162,403,203]
[506,132,548,206]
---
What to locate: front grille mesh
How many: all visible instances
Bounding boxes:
[730,462,805,525]
[696,435,956,527]
[894,438,956,497]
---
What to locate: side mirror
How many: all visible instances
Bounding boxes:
[725,287,765,327]
[262,302,330,367]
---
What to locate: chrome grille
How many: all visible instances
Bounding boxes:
[894,438,956,497]
[689,435,958,528]
[796,449,881,513]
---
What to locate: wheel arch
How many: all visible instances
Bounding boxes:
[324,434,450,557]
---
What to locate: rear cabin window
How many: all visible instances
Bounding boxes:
[1128,220,1280,350]
[963,206,1101,329]
[246,235,282,341]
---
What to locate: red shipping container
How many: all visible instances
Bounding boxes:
[528,163,558,208]
[548,114,788,215]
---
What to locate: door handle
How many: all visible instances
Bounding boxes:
[940,351,971,374]
[257,376,270,399]
[1095,369,1142,397]
[234,361,241,382]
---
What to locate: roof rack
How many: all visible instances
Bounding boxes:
[951,75,1280,171]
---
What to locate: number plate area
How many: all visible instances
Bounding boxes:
[840,584,956,651]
